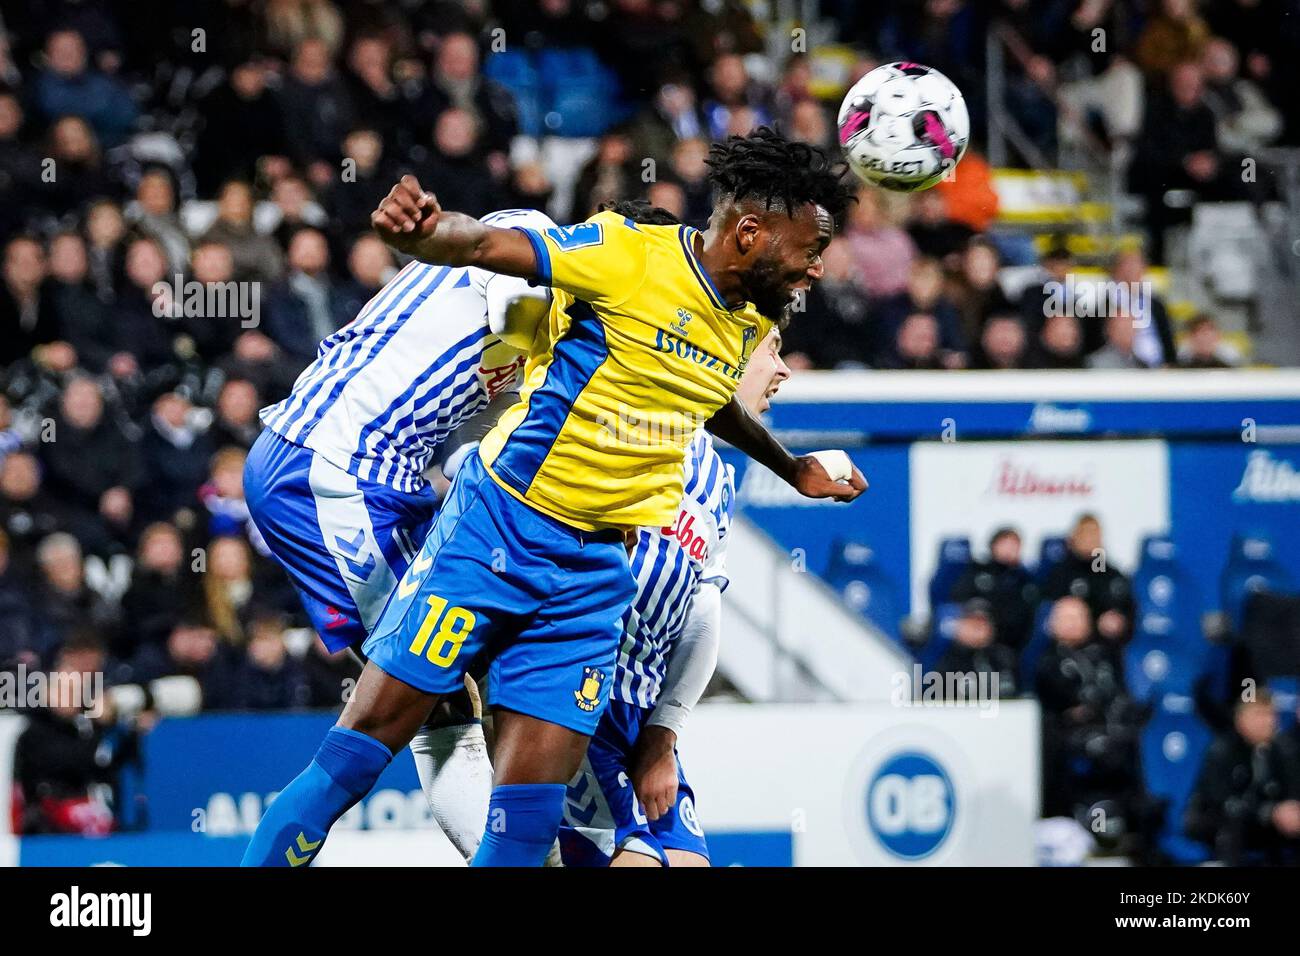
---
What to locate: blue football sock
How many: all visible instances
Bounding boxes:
[470,784,567,867]
[240,726,392,867]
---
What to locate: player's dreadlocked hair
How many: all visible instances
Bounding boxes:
[597,198,682,226]
[705,126,856,229]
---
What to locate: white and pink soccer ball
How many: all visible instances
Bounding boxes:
[837,62,970,193]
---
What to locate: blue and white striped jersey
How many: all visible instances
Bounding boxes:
[259,209,556,493]
[614,429,734,709]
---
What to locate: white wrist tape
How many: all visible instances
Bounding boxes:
[809,449,853,482]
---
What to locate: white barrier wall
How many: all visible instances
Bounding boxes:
[683,700,1039,866]
[3,704,1038,866]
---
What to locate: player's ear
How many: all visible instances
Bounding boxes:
[735,213,762,255]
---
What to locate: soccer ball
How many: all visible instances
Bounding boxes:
[837,62,969,192]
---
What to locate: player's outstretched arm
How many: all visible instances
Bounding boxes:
[371,175,539,279]
[706,395,867,502]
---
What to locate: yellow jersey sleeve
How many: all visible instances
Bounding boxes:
[512,210,648,310]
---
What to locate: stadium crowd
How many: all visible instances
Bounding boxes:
[927,516,1300,864]
[0,0,1294,853]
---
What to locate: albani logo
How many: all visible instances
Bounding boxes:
[661,509,711,562]
[986,459,1094,497]
[1233,450,1300,502]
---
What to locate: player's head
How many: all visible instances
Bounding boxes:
[735,323,791,415]
[704,126,855,319]
[598,198,683,227]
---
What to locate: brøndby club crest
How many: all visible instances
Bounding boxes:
[574,666,606,711]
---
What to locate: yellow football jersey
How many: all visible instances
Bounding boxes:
[476,210,773,531]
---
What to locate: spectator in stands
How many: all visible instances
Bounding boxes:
[208,379,263,452]
[669,137,714,226]
[844,187,916,300]
[1177,313,1241,368]
[128,619,237,711]
[416,107,502,220]
[83,199,127,304]
[505,161,556,221]
[1132,60,1239,262]
[343,35,407,159]
[120,521,200,654]
[1186,694,1300,865]
[181,241,245,366]
[645,181,688,223]
[1042,514,1135,644]
[877,312,945,370]
[875,257,966,367]
[215,328,300,406]
[573,129,639,220]
[906,190,973,267]
[951,527,1039,651]
[261,0,345,57]
[0,528,55,672]
[128,167,189,277]
[42,116,120,221]
[1086,311,1151,370]
[302,634,361,709]
[702,53,773,142]
[201,533,265,646]
[327,129,399,243]
[40,377,140,556]
[268,175,329,251]
[265,228,344,360]
[277,37,356,171]
[0,235,60,368]
[1200,36,1283,156]
[31,29,138,146]
[1036,595,1146,826]
[231,612,311,710]
[333,234,394,322]
[630,74,706,164]
[13,634,142,835]
[1018,241,1073,339]
[973,313,1030,370]
[34,532,120,654]
[1030,312,1087,369]
[1137,0,1212,77]
[108,236,178,376]
[202,180,286,285]
[945,238,1015,348]
[1054,4,1144,151]
[1106,249,1176,363]
[139,391,214,525]
[418,31,517,162]
[782,240,873,370]
[0,452,65,583]
[935,598,1020,699]
[193,58,290,194]
[197,448,257,549]
[0,92,39,239]
[47,231,112,373]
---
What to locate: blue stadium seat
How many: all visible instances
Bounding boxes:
[1036,535,1069,584]
[1125,616,1207,703]
[537,48,623,137]
[1221,531,1295,631]
[1019,601,1054,688]
[826,540,902,643]
[920,601,962,672]
[1127,533,1213,703]
[928,536,971,611]
[1140,694,1213,864]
